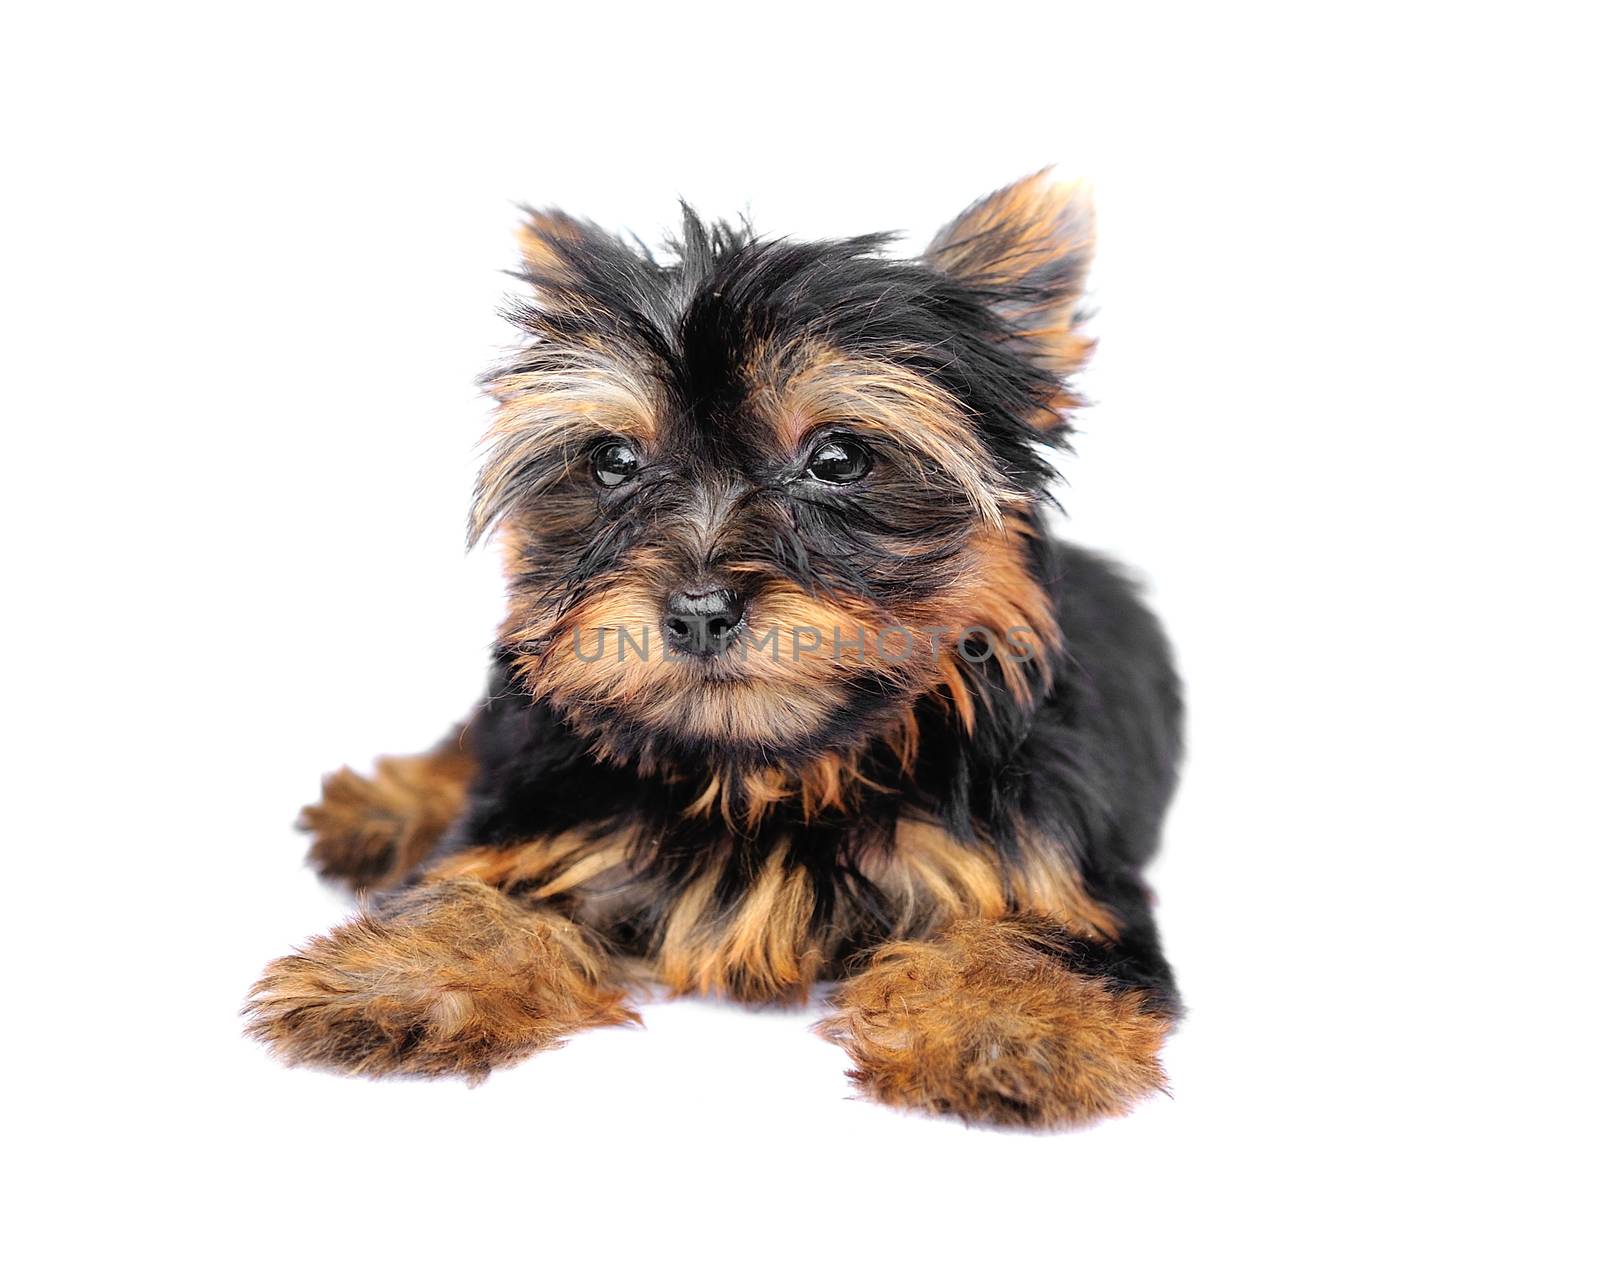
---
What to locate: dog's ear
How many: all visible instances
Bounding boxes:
[925,170,1094,376]
[514,207,605,295]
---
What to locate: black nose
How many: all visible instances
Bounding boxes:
[663,585,745,656]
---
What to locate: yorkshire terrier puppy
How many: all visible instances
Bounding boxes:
[246,172,1184,1128]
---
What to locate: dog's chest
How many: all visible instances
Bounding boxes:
[438,809,1116,1002]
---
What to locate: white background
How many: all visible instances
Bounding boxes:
[4,3,1595,1275]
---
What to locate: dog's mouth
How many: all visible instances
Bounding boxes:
[692,653,754,683]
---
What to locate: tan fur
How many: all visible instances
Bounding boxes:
[935,515,1061,710]
[410,779,1115,1019]
[252,186,1172,1118]
[425,827,638,900]
[298,736,475,890]
[819,916,1171,1127]
[500,510,1056,792]
[514,208,592,283]
[244,879,635,1081]
[650,845,824,1002]
[439,828,825,1003]
[471,339,662,546]
[925,170,1096,380]
[430,830,827,1003]
[419,815,1112,1011]
[868,820,1121,941]
[757,342,1020,526]
[509,572,872,746]
[681,710,916,828]
[498,544,931,773]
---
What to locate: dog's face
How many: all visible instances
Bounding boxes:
[474,173,1093,770]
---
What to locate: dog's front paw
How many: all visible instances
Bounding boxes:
[244,880,636,1080]
[819,917,1173,1128]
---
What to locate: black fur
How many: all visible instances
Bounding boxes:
[432,191,1186,1013]
[254,181,1188,1111]
[243,172,1184,1133]
[444,531,1181,1005]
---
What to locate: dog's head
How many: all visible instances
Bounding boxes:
[474,172,1093,777]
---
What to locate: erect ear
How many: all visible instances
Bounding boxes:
[514,206,599,292]
[925,170,1095,376]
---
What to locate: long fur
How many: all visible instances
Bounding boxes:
[247,171,1185,1129]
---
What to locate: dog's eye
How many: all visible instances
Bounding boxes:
[591,441,640,488]
[804,437,872,484]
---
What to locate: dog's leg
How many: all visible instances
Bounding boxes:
[244,878,635,1080]
[819,914,1178,1128]
[298,729,476,891]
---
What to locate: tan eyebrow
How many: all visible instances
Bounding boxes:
[470,341,662,544]
[755,342,1018,527]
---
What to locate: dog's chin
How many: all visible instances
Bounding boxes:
[574,667,883,768]
[652,671,844,749]
[656,675,926,774]
[679,653,757,685]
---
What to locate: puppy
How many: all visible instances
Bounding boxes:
[246,172,1184,1128]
